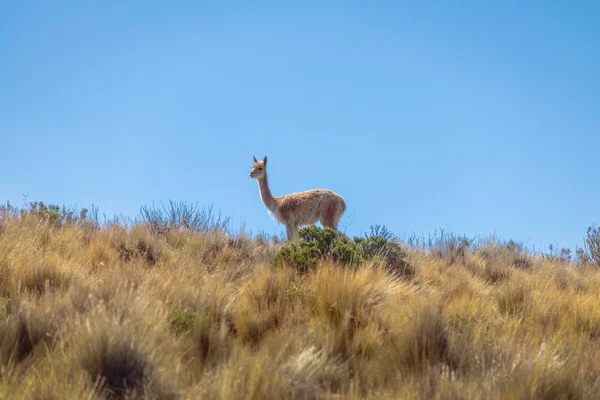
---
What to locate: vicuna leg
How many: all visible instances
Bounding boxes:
[286,224,298,241]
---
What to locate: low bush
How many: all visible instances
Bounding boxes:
[271,226,413,278]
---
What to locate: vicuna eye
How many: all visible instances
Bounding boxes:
[259,168,263,170]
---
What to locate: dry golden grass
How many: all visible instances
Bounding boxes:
[1,213,600,399]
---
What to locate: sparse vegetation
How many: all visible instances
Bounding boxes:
[140,200,230,236]
[577,225,600,266]
[0,203,599,399]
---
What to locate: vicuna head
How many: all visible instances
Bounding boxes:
[249,156,268,179]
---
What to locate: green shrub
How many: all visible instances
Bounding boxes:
[271,226,356,272]
[330,235,359,265]
[168,307,196,334]
[271,226,413,278]
[271,239,321,273]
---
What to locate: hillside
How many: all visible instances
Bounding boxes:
[1,202,599,399]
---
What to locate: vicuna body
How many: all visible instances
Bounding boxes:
[250,156,346,240]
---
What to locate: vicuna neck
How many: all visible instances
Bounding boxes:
[257,174,277,212]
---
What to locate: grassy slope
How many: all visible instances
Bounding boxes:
[0,214,599,399]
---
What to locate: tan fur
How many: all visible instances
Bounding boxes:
[250,156,346,240]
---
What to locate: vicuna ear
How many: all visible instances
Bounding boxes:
[263,156,268,166]
[253,156,258,162]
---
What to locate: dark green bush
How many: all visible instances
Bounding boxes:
[271,226,413,278]
[271,239,321,273]
[330,235,358,265]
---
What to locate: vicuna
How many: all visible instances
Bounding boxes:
[249,156,346,240]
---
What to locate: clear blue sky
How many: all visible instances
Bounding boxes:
[1,1,598,251]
